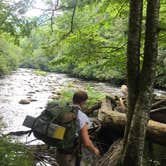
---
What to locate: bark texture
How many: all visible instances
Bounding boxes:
[125,0,143,145]
[122,0,160,165]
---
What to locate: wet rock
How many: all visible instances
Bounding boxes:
[28,91,36,94]
[26,96,38,102]
[19,99,31,104]
[56,92,61,95]
[0,116,3,121]
[30,99,38,102]
[52,91,57,94]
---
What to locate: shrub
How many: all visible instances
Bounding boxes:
[0,138,33,166]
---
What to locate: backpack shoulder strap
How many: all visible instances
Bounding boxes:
[70,105,81,113]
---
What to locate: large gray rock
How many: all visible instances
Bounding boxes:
[19,99,31,104]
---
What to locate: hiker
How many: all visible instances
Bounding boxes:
[56,90,100,166]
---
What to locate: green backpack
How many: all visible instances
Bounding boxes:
[32,101,79,149]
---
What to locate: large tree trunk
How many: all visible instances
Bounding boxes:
[125,0,143,144]
[122,0,160,165]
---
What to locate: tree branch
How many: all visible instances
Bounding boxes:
[49,0,78,45]
[50,0,60,32]
[70,0,77,33]
[31,5,73,12]
[114,0,128,18]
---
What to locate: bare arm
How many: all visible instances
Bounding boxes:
[80,124,99,156]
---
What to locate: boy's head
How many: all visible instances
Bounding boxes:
[73,90,88,106]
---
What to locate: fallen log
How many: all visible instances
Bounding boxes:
[98,102,166,146]
[150,106,166,123]
[150,106,166,113]
[151,99,166,109]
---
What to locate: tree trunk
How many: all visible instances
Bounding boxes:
[125,0,143,144]
[122,0,160,165]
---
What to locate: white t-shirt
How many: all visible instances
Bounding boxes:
[73,105,90,136]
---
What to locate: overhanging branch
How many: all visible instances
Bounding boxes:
[50,0,60,32]
[49,0,78,45]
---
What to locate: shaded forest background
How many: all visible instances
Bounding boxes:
[0,0,165,88]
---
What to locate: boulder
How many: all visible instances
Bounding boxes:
[19,99,31,104]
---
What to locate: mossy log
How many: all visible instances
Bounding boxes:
[98,100,166,146]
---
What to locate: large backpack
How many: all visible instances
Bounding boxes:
[30,101,79,149]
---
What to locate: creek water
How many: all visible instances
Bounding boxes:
[0,68,165,165]
[0,68,125,135]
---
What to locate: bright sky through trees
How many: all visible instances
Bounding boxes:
[25,0,46,17]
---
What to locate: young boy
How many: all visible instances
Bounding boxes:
[56,90,99,166]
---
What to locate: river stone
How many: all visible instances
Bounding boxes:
[19,99,31,104]
[28,91,35,94]
[30,99,38,102]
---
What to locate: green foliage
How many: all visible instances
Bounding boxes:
[33,70,47,76]
[56,86,105,109]
[47,2,127,82]
[0,0,34,41]
[19,26,52,71]
[0,138,33,166]
[0,0,27,75]
[0,32,21,75]
[58,88,75,104]
[85,86,105,109]
[18,0,165,88]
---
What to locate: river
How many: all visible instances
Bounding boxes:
[0,68,165,165]
[0,68,127,141]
